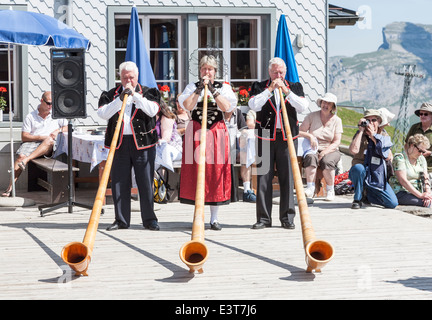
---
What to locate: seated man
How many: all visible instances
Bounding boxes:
[2,91,67,197]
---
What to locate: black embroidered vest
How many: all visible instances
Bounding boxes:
[190,81,224,127]
[249,79,304,141]
[98,84,160,149]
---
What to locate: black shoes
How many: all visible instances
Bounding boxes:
[281,221,295,229]
[210,222,222,231]
[252,222,271,229]
[106,221,128,231]
[252,221,295,229]
[144,220,160,231]
[351,200,362,209]
[106,220,160,231]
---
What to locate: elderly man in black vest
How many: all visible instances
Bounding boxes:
[248,57,308,229]
[98,61,161,231]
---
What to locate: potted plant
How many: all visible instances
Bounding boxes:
[237,87,250,106]
[0,86,7,122]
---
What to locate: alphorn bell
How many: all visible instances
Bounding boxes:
[279,88,334,273]
[61,93,129,276]
[179,84,209,273]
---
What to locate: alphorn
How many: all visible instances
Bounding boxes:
[61,93,129,276]
[179,84,209,273]
[279,88,334,273]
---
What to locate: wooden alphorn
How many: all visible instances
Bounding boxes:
[179,84,209,273]
[279,88,334,273]
[61,93,129,276]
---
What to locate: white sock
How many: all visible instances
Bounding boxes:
[210,206,219,224]
[243,181,251,193]
[326,185,334,191]
[307,182,315,189]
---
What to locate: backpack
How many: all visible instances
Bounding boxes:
[153,169,171,203]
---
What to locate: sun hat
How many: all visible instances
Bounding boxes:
[414,102,432,116]
[377,108,395,127]
[364,109,383,122]
[316,92,337,108]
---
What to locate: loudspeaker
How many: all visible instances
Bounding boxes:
[51,48,86,119]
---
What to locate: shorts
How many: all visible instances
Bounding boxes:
[16,141,42,157]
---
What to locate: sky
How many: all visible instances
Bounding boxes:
[328,0,432,57]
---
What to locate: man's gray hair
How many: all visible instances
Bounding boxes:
[119,61,139,76]
[268,57,286,71]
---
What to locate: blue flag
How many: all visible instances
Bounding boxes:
[125,6,157,88]
[275,15,299,83]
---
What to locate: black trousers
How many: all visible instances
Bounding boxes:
[256,131,297,225]
[111,136,156,227]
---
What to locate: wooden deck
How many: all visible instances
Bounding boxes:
[1,188,432,300]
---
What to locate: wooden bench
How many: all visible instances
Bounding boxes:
[30,158,79,204]
[296,156,327,198]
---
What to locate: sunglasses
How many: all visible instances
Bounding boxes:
[43,98,52,106]
[414,145,427,154]
[419,112,430,117]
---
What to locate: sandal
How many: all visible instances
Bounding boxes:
[1,190,11,197]
[18,161,26,171]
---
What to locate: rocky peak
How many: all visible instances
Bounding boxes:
[329,22,431,124]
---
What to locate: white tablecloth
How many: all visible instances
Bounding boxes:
[55,132,108,172]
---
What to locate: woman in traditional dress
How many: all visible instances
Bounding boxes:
[178,55,237,230]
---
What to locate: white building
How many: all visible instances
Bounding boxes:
[0,0,360,191]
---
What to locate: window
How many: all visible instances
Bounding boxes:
[114,15,181,107]
[0,44,18,120]
[113,11,267,108]
[197,16,260,98]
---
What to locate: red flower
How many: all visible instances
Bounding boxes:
[0,87,7,93]
[160,85,170,92]
[239,89,249,97]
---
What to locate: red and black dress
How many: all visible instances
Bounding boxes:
[179,100,232,205]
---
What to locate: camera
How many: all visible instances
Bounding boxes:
[359,119,370,127]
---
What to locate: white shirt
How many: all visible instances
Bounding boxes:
[248,88,308,128]
[22,105,67,136]
[97,89,159,135]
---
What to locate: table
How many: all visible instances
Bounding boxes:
[55,132,108,172]
[55,132,138,203]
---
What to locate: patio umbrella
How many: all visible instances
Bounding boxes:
[0,9,90,203]
[125,6,157,88]
[0,10,90,49]
[274,14,299,83]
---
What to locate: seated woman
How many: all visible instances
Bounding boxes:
[389,134,432,208]
[405,103,432,172]
[299,92,343,201]
[174,93,191,137]
[155,100,182,172]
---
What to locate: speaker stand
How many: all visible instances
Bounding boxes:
[39,120,101,216]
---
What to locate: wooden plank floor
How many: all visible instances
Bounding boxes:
[1,188,432,300]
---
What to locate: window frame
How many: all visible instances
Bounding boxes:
[107,6,276,94]
[198,15,266,83]
[0,4,27,127]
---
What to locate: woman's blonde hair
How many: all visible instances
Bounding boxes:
[199,55,218,71]
[407,133,431,149]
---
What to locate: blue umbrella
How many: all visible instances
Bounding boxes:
[274,14,299,83]
[0,9,90,200]
[125,6,157,88]
[0,10,90,49]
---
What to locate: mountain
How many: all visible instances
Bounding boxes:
[329,22,432,124]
